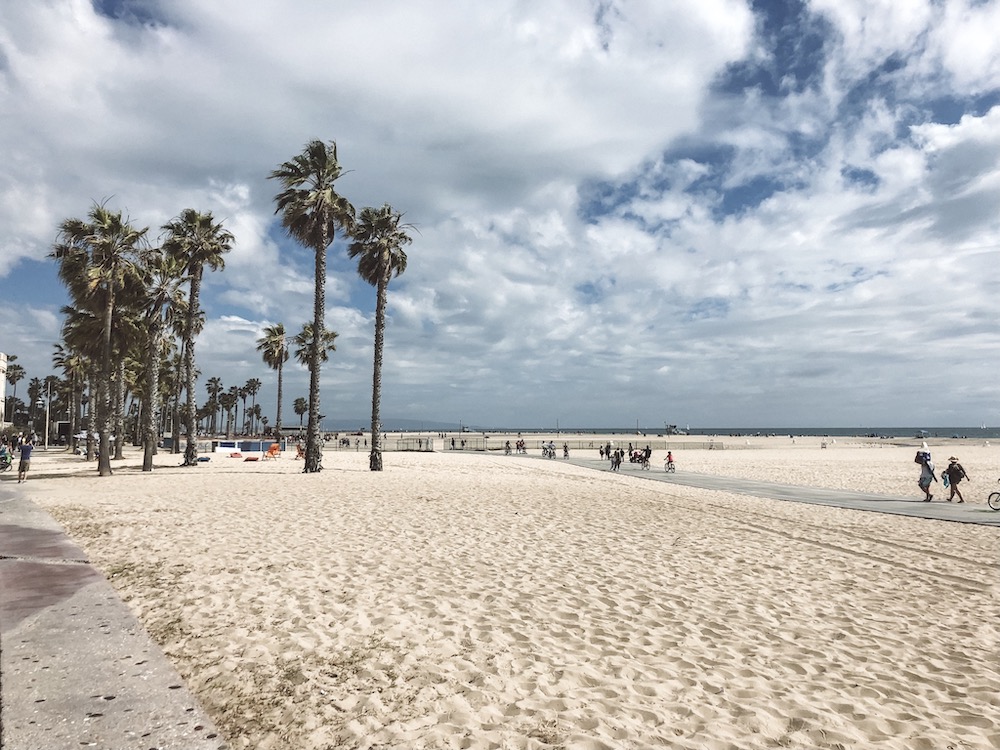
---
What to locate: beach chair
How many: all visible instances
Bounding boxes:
[295,444,306,459]
[263,443,281,460]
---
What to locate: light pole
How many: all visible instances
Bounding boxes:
[44,380,50,449]
[36,386,50,450]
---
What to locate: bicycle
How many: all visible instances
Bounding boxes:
[664,460,675,473]
[988,479,1000,511]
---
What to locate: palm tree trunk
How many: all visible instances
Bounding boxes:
[97,292,114,476]
[171,351,183,454]
[68,373,79,454]
[182,269,202,466]
[114,358,126,460]
[142,318,162,471]
[369,273,388,471]
[275,360,284,438]
[305,244,325,472]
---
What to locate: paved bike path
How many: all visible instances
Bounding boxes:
[1,489,227,749]
[563,457,1000,527]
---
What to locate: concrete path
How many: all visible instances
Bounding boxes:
[0,489,227,750]
[563,457,1000,527]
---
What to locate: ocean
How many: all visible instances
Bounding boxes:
[485,426,1000,440]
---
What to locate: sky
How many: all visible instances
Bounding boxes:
[1,0,1000,430]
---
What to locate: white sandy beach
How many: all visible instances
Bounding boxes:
[18,436,1000,749]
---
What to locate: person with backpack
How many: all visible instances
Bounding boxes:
[916,450,937,501]
[17,437,33,483]
[943,457,970,503]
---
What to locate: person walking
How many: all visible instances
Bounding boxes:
[943,456,970,503]
[916,450,937,502]
[17,437,33,483]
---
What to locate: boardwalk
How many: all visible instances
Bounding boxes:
[563,456,1000,527]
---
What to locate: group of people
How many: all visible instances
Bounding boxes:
[1,433,35,483]
[915,448,969,502]
[503,439,528,454]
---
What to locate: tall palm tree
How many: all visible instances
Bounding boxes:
[52,203,149,476]
[43,375,60,444]
[58,309,103,460]
[52,344,86,452]
[270,139,356,472]
[219,385,240,438]
[347,204,413,471]
[237,386,249,434]
[293,397,308,429]
[256,323,288,438]
[136,248,186,471]
[205,376,223,435]
[292,322,338,367]
[5,361,25,426]
[220,389,238,437]
[244,378,262,433]
[162,209,234,466]
[0,354,25,422]
[27,377,43,435]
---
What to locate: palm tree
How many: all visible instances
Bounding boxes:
[52,203,149,476]
[256,323,288,438]
[205,376,223,435]
[220,389,238,437]
[244,378,262,433]
[57,310,103,460]
[162,209,234,466]
[347,204,413,471]
[270,139,356,472]
[293,397,308,430]
[136,248,186,471]
[237,386,249,434]
[52,344,86,452]
[292,322,338,367]
[5,360,25,426]
[27,377,42,434]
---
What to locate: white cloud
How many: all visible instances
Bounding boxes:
[2,1,1000,428]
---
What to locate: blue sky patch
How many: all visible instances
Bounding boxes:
[686,297,731,321]
[714,0,831,97]
[841,166,880,191]
[91,0,169,26]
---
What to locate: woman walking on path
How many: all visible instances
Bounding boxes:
[917,450,937,502]
[944,457,970,503]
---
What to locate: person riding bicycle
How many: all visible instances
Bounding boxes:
[664,451,675,471]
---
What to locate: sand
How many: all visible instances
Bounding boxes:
[19,436,1000,749]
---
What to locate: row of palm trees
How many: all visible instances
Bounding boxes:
[270,139,411,472]
[49,204,232,474]
[45,138,410,475]
[2,354,61,437]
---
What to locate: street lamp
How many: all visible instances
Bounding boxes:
[44,380,50,449]
[36,384,50,450]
